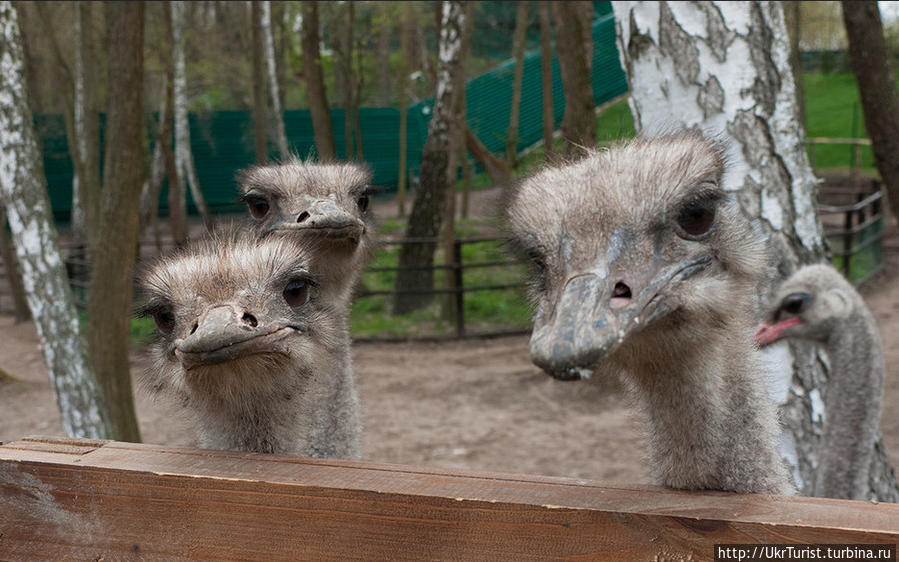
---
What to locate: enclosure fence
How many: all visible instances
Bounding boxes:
[1,437,897,559]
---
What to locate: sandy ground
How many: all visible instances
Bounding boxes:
[1,229,898,486]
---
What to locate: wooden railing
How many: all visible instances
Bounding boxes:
[1,438,897,560]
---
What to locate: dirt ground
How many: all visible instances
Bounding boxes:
[1,192,898,485]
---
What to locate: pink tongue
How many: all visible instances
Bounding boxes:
[753,317,801,346]
[610,296,630,309]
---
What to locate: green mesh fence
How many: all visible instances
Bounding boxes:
[39,3,626,223]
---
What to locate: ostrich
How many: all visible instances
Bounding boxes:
[507,131,793,494]
[755,263,885,500]
[238,159,376,303]
[138,233,362,458]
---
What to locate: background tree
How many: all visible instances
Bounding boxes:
[301,1,336,161]
[506,1,529,167]
[554,1,596,157]
[784,1,807,128]
[0,0,112,439]
[394,1,471,315]
[539,1,555,161]
[262,0,289,159]
[84,1,146,443]
[0,209,30,323]
[842,1,899,226]
[251,1,268,164]
[172,0,214,233]
[612,0,898,501]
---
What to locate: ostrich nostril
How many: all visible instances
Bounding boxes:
[610,282,632,309]
[241,313,258,327]
[297,211,311,223]
[189,322,198,335]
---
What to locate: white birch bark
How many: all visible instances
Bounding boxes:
[261,1,289,159]
[613,0,898,501]
[0,0,112,439]
[172,0,214,232]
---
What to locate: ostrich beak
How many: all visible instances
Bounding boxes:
[753,317,801,347]
[274,198,364,242]
[174,306,304,369]
[530,256,712,380]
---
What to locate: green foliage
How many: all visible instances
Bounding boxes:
[802,73,876,172]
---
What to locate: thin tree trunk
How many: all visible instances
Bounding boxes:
[340,3,356,159]
[161,1,185,246]
[394,1,470,315]
[507,1,529,167]
[842,1,899,227]
[172,0,214,233]
[354,39,364,162]
[0,208,30,323]
[139,76,171,250]
[554,1,596,158]
[397,10,410,218]
[376,4,392,107]
[465,127,511,186]
[251,1,268,163]
[440,2,472,323]
[301,2,336,161]
[261,1,289,159]
[613,0,898,502]
[0,0,112,439]
[85,1,146,443]
[539,1,555,161]
[785,1,806,129]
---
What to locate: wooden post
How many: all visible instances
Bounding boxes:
[453,239,464,337]
[1,438,898,560]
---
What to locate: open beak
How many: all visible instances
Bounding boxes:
[753,317,801,347]
[174,306,303,370]
[530,256,712,380]
[274,199,364,242]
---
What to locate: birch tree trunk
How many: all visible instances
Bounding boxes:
[554,1,596,158]
[0,208,31,323]
[613,0,899,502]
[172,0,214,233]
[261,1,289,159]
[301,2,336,161]
[539,1,555,161]
[84,1,146,443]
[394,1,469,315]
[842,1,899,226]
[0,0,112,439]
[506,1,529,167]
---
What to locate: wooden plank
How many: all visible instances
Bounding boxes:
[1,437,897,561]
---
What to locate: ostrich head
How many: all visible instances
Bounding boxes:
[239,158,376,253]
[754,264,856,347]
[138,234,346,406]
[508,131,765,379]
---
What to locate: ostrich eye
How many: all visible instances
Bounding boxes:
[245,196,270,219]
[676,199,716,238]
[779,292,811,317]
[283,279,311,308]
[152,307,176,334]
[528,249,547,273]
[357,195,370,213]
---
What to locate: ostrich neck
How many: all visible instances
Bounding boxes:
[619,325,792,494]
[815,308,884,500]
[196,334,362,459]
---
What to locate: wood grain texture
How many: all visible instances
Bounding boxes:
[1,437,897,561]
